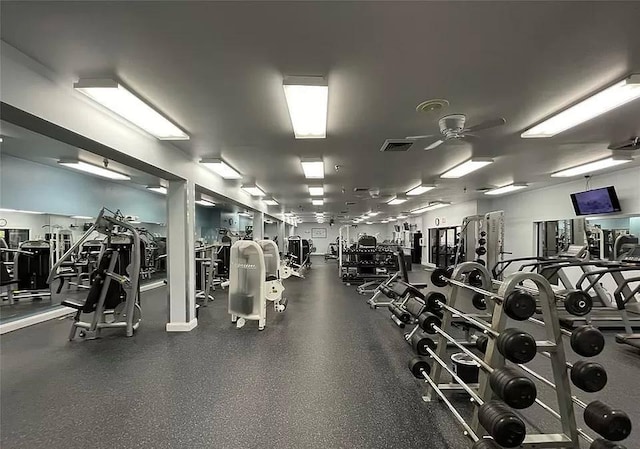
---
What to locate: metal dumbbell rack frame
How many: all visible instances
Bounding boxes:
[424,261,580,449]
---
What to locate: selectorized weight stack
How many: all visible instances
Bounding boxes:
[411,262,632,449]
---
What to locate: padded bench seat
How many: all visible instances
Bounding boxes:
[61,298,87,310]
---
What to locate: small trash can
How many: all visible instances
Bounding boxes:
[451,352,480,384]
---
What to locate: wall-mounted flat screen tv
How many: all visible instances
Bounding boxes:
[570,186,621,216]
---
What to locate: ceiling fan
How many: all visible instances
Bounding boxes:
[407,114,506,150]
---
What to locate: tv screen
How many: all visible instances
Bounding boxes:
[570,186,621,216]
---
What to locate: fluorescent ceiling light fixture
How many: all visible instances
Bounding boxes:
[441,158,494,179]
[312,199,324,206]
[366,221,373,225]
[522,74,640,138]
[284,212,294,217]
[195,199,216,207]
[396,215,408,219]
[411,202,451,214]
[200,158,242,179]
[241,184,266,196]
[368,211,380,216]
[71,215,93,220]
[0,208,45,215]
[550,156,633,177]
[146,185,167,195]
[308,186,324,196]
[300,159,325,179]
[387,194,407,205]
[485,183,528,196]
[283,76,328,139]
[406,184,437,196]
[381,220,389,224]
[58,160,130,181]
[195,194,216,207]
[263,198,279,206]
[74,79,189,140]
[239,212,252,218]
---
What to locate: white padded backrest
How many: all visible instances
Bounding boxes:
[258,239,280,278]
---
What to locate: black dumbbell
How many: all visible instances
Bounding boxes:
[478,238,487,246]
[564,290,593,317]
[489,366,537,409]
[571,325,605,357]
[584,400,632,442]
[410,332,436,356]
[476,247,487,256]
[503,291,536,321]
[418,313,442,334]
[478,400,526,448]
[480,231,487,237]
[472,292,487,310]
[476,329,537,364]
[475,258,486,266]
[426,291,446,313]
[570,360,608,393]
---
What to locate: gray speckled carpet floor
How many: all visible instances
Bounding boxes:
[1,257,638,448]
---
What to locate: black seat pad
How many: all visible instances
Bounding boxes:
[391,280,425,300]
[61,298,86,310]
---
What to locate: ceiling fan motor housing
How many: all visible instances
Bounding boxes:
[439,114,466,135]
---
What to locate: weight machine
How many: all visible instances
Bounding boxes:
[48,208,142,340]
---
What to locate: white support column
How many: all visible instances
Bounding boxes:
[253,211,264,240]
[166,179,197,332]
[278,221,286,253]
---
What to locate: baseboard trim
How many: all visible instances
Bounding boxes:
[0,306,75,335]
[166,318,198,332]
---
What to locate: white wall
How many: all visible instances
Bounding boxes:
[294,222,392,254]
[479,166,640,260]
[1,154,166,222]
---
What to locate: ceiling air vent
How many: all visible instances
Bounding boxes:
[345,201,356,206]
[353,187,369,193]
[340,210,349,214]
[379,139,414,152]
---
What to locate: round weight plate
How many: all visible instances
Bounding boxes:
[112,302,142,325]
[265,280,284,301]
[431,268,448,288]
[281,265,292,279]
[472,293,487,310]
[571,325,605,357]
[426,292,446,312]
[564,290,593,317]
[571,360,607,393]
[468,269,483,287]
[408,356,431,378]
[503,291,536,321]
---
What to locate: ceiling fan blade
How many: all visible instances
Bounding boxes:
[424,139,444,150]
[406,134,436,140]
[463,117,506,133]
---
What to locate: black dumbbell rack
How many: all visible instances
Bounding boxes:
[425,262,581,449]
